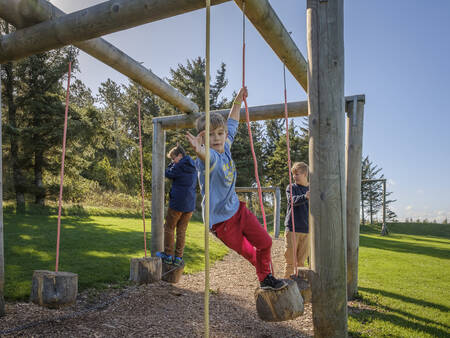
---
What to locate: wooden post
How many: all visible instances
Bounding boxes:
[274,187,281,238]
[151,121,165,256]
[307,0,347,336]
[381,179,388,235]
[0,0,199,113]
[0,65,5,316]
[345,97,365,300]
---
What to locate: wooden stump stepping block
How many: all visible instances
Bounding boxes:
[161,261,185,284]
[30,270,78,308]
[130,257,162,284]
[254,279,304,322]
[292,267,313,303]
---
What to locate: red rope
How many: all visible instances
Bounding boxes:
[283,66,298,276]
[137,99,147,257]
[242,2,267,231]
[55,61,72,272]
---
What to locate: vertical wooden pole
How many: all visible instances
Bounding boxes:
[307,0,347,336]
[274,187,281,238]
[381,180,388,235]
[151,121,165,256]
[346,97,365,300]
[0,65,5,316]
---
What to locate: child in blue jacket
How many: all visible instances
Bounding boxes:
[157,145,197,267]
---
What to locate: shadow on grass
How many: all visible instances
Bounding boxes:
[3,213,213,300]
[349,288,450,337]
[359,234,450,260]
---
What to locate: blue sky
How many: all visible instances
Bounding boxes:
[53,0,450,222]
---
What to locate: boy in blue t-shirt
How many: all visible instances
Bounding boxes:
[186,87,286,290]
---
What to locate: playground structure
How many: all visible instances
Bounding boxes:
[0,0,367,336]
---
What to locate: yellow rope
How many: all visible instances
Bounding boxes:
[204,0,211,337]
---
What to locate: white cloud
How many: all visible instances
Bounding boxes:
[405,205,413,210]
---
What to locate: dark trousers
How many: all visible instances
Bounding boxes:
[164,207,193,258]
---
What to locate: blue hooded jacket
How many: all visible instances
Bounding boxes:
[165,155,197,212]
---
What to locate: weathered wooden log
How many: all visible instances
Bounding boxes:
[254,279,304,322]
[129,257,162,284]
[161,262,184,284]
[30,270,77,308]
[291,267,314,303]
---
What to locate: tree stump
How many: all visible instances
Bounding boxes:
[30,270,78,308]
[129,257,162,284]
[161,261,184,284]
[292,267,313,303]
[254,279,304,322]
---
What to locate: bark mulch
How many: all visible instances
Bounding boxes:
[0,237,313,337]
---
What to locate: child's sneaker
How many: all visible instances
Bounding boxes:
[173,256,184,267]
[260,274,287,290]
[156,252,173,265]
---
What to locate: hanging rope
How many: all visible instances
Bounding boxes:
[137,92,147,257]
[283,64,298,276]
[55,58,72,272]
[204,0,211,336]
[241,1,267,231]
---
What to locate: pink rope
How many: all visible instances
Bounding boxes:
[55,61,72,272]
[242,2,267,231]
[137,99,147,257]
[283,66,298,276]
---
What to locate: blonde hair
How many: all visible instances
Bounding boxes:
[291,162,308,175]
[167,145,186,159]
[195,112,227,133]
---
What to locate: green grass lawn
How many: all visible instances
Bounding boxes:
[3,210,228,300]
[349,222,450,337]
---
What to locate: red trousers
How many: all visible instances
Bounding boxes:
[212,202,272,281]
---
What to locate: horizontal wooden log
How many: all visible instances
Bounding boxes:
[0,0,201,112]
[234,0,308,91]
[254,279,304,322]
[30,270,78,308]
[0,0,228,64]
[154,95,365,130]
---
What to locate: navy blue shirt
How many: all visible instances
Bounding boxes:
[284,184,309,233]
[165,155,197,212]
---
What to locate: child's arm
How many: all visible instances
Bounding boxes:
[287,187,309,206]
[228,87,248,121]
[186,131,206,162]
[165,162,182,179]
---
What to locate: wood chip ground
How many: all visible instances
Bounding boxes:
[0,238,314,337]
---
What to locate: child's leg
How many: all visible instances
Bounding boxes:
[174,211,193,258]
[297,232,310,267]
[214,217,257,268]
[239,203,273,281]
[164,207,182,256]
[284,230,295,278]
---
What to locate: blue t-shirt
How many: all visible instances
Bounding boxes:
[195,118,240,228]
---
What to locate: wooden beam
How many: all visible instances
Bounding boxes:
[0,0,201,113]
[307,0,347,336]
[233,0,308,91]
[345,97,365,300]
[151,121,165,256]
[0,0,230,63]
[0,65,4,317]
[153,96,363,130]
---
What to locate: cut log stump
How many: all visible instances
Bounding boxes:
[30,270,78,308]
[254,279,304,322]
[161,261,184,284]
[129,257,162,284]
[292,267,313,303]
